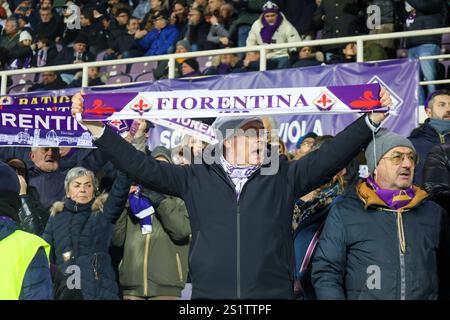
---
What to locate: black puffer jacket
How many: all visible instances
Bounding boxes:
[423,143,450,213]
[18,186,49,236]
[42,172,130,300]
[312,181,449,300]
[95,116,377,299]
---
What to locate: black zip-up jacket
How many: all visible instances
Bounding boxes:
[94,116,375,299]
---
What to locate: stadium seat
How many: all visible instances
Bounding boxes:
[134,71,154,82]
[105,64,128,77]
[441,33,450,54]
[106,74,133,85]
[196,56,212,72]
[96,50,108,61]
[8,84,32,93]
[439,60,450,78]
[10,73,36,85]
[129,61,157,77]
[396,48,408,58]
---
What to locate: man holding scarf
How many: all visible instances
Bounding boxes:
[246,1,301,69]
[312,130,449,300]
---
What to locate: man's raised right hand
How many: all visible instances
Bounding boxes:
[71,90,105,137]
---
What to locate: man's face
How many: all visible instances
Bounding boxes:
[173,3,186,19]
[127,18,140,34]
[263,12,278,26]
[41,72,56,85]
[88,67,99,79]
[221,54,234,65]
[30,147,60,172]
[427,94,450,120]
[181,62,195,75]
[151,0,162,9]
[176,44,188,53]
[343,43,357,57]
[245,51,259,62]
[116,12,129,26]
[73,42,87,53]
[208,0,222,13]
[299,47,312,59]
[40,9,52,23]
[297,137,315,156]
[374,146,416,190]
[188,9,201,25]
[40,0,52,10]
[224,120,267,166]
[80,14,90,27]
[4,20,18,36]
[154,16,167,30]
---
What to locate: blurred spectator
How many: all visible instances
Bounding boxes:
[6,158,49,235]
[246,1,301,69]
[136,10,179,56]
[169,0,188,39]
[409,89,450,185]
[292,46,322,68]
[184,7,212,51]
[238,50,277,71]
[313,0,367,62]
[35,7,64,44]
[61,0,81,45]
[105,16,144,59]
[328,42,357,64]
[0,17,20,50]
[141,0,169,31]
[0,0,12,21]
[28,70,67,91]
[294,132,318,160]
[26,147,66,210]
[0,46,9,70]
[276,0,317,40]
[423,143,450,213]
[204,53,242,75]
[79,8,107,55]
[14,14,34,36]
[179,58,202,77]
[107,7,131,48]
[31,37,59,67]
[207,0,224,19]
[8,30,33,69]
[207,1,237,49]
[55,35,95,83]
[153,38,191,79]
[405,0,447,105]
[69,66,106,88]
[192,0,208,12]
[133,0,151,21]
[367,0,401,59]
[229,0,265,48]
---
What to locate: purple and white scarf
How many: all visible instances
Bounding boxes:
[220,155,260,200]
[128,186,154,234]
[260,14,283,44]
[366,176,415,210]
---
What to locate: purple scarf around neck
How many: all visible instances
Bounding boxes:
[260,14,283,44]
[366,176,415,210]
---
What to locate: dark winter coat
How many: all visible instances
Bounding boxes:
[94,115,379,299]
[42,172,131,300]
[18,186,49,236]
[28,167,66,210]
[408,119,450,186]
[312,181,449,300]
[423,143,450,213]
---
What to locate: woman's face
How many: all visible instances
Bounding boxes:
[67,175,95,204]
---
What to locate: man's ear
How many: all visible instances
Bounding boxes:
[425,107,432,118]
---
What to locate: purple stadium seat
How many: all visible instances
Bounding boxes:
[441,33,450,54]
[11,73,36,85]
[106,74,133,85]
[196,56,211,72]
[105,64,128,76]
[134,71,154,82]
[8,83,32,93]
[130,61,157,78]
[96,50,108,61]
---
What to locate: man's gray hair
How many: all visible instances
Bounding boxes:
[64,167,98,193]
[6,17,19,31]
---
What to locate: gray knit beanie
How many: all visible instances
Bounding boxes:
[365,129,416,173]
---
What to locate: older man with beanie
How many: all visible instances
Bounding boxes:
[0,162,53,300]
[312,130,449,300]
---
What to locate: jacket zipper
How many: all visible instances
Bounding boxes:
[176,253,183,282]
[394,210,406,300]
[143,233,151,296]
[93,253,99,280]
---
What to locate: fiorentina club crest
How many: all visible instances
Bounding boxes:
[313,91,336,111]
[108,119,129,131]
[130,96,152,116]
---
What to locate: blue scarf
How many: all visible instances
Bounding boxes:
[260,14,283,44]
[429,118,450,135]
[128,186,154,234]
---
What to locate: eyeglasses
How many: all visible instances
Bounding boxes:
[381,152,418,166]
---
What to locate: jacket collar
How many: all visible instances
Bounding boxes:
[64,197,95,213]
[356,180,428,211]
